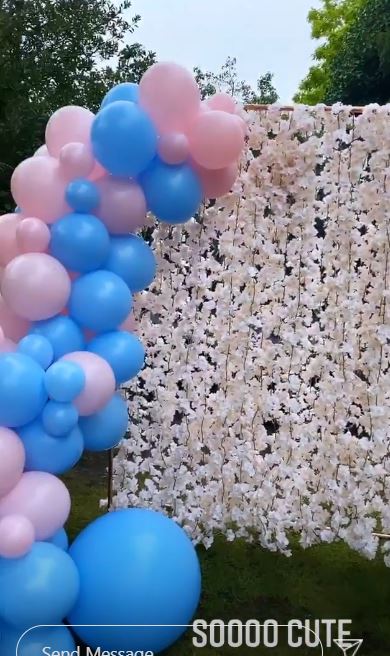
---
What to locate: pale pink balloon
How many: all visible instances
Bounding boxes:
[16,217,51,253]
[2,253,71,321]
[59,142,95,180]
[0,471,70,540]
[206,92,236,113]
[0,213,21,266]
[0,514,35,558]
[11,156,69,224]
[120,310,137,334]
[0,294,30,340]
[89,160,106,182]
[62,351,115,416]
[0,428,25,497]
[0,337,16,353]
[196,162,238,198]
[189,110,244,170]
[46,106,95,158]
[140,61,201,133]
[34,144,49,157]
[157,133,189,165]
[96,177,147,234]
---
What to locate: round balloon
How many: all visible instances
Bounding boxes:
[0,428,25,497]
[42,400,79,436]
[96,177,147,234]
[0,623,76,656]
[46,527,69,551]
[59,142,95,179]
[45,360,86,402]
[0,353,47,428]
[16,217,51,253]
[88,331,145,384]
[141,159,202,224]
[0,514,35,559]
[65,178,100,213]
[189,110,244,170]
[31,315,85,359]
[18,420,83,475]
[68,509,201,653]
[17,334,54,369]
[101,82,139,108]
[91,101,157,177]
[46,105,95,158]
[50,212,110,273]
[0,213,21,266]
[11,156,69,224]
[62,351,116,416]
[0,294,30,342]
[105,235,156,293]
[80,393,128,451]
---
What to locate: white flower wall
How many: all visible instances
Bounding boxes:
[113,104,390,562]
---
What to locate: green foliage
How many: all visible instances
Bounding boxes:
[0,0,156,212]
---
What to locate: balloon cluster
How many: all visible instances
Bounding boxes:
[0,62,244,654]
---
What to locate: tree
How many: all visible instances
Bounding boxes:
[0,0,156,212]
[195,56,279,104]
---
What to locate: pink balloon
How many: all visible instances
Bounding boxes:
[62,351,115,416]
[0,337,16,353]
[11,156,69,223]
[140,61,201,133]
[0,514,35,558]
[0,294,30,340]
[2,253,71,321]
[46,105,95,158]
[0,213,21,266]
[0,471,70,540]
[120,310,137,333]
[59,142,95,180]
[206,92,236,113]
[189,110,244,170]
[196,162,238,198]
[233,113,248,138]
[157,133,189,165]
[34,144,49,157]
[89,160,106,182]
[16,217,51,253]
[96,177,147,234]
[0,428,25,497]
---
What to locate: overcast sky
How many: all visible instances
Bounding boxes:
[129,0,322,103]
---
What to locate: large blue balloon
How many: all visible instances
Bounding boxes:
[68,509,201,653]
[0,353,47,428]
[0,542,79,629]
[45,360,86,402]
[0,623,76,656]
[50,212,110,273]
[88,331,145,383]
[18,419,83,474]
[92,100,157,177]
[141,159,202,224]
[101,82,139,108]
[31,315,85,359]
[106,235,157,293]
[69,270,132,333]
[79,393,128,451]
[65,178,100,213]
[17,334,54,369]
[42,400,79,436]
[46,528,69,551]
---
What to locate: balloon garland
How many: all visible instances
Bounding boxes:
[0,63,245,655]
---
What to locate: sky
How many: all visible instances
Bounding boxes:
[128,0,323,103]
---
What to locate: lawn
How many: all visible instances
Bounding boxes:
[64,453,390,655]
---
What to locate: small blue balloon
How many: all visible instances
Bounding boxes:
[42,400,79,436]
[141,159,203,224]
[91,100,157,177]
[80,393,128,451]
[88,331,145,383]
[17,334,54,369]
[46,528,69,551]
[18,419,83,474]
[0,542,79,629]
[69,270,132,333]
[0,353,47,428]
[65,178,100,213]
[14,206,21,213]
[31,315,85,359]
[101,82,139,108]
[106,235,157,293]
[50,212,110,273]
[68,509,201,654]
[0,623,75,656]
[45,360,85,402]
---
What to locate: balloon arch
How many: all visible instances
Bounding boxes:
[0,63,246,654]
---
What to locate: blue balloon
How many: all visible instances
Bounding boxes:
[106,235,157,293]
[14,206,21,213]
[141,159,202,224]
[68,509,201,653]
[17,334,54,369]
[45,360,85,402]
[31,315,85,359]
[0,542,79,629]
[69,270,132,332]
[50,212,110,273]
[65,178,100,213]
[79,393,128,451]
[46,528,69,551]
[0,623,75,656]
[42,400,79,436]
[18,419,83,474]
[0,353,47,428]
[91,101,157,177]
[88,331,145,383]
[101,82,139,108]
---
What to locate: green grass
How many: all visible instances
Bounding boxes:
[65,454,390,655]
